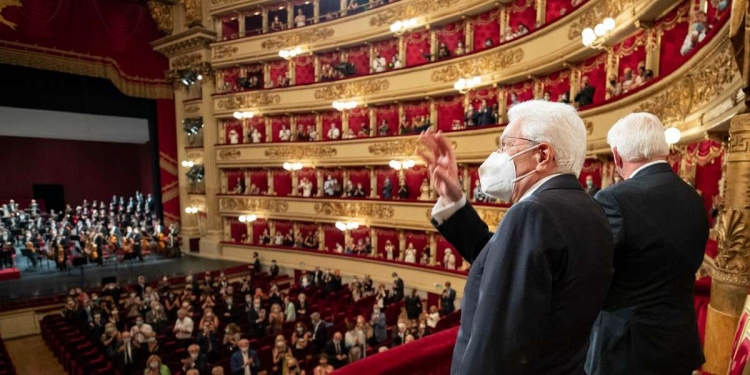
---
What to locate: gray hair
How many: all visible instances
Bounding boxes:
[507,100,587,175]
[607,113,669,161]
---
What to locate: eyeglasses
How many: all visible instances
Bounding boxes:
[498,136,538,153]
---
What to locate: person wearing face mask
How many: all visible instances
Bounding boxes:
[291,322,311,358]
[584,175,600,196]
[418,100,614,374]
[145,301,167,334]
[246,297,265,339]
[231,339,260,375]
[369,305,387,346]
[585,113,708,375]
[131,315,153,344]
[181,344,208,375]
[681,11,708,56]
[390,320,409,347]
[222,296,240,324]
[268,303,285,337]
[144,354,170,375]
[310,312,329,354]
[324,332,349,369]
[116,331,139,375]
[223,323,242,353]
[101,322,121,359]
[272,335,293,375]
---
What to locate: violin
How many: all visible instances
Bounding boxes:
[122,238,134,254]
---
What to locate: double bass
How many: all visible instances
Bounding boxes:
[122,237,134,254]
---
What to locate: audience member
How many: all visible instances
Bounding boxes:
[145,354,170,375]
[325,332,349,369]
[231,339,261,375]
[313,354,335,375]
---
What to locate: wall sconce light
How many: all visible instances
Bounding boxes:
[390,18,417,36]
[279,46,303,60]
[181,160,195,168]
[282,162,304,171]
[389,158,416,170]
[233,111,254,120]
[453,76,481,94]
[335,220,359,231]
[332,100,358,112]
[179,69,203,86]
[185,207,199,214]
[665,127,681,146]
[238,214,257,223]
[582,17,615,48]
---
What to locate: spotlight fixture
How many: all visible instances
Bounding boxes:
[335,220,359,231]
[182,117,204,135]
[181,160,195,168]
[186,165,205,182]
[389,158,416,170]
[179,69,201,86]
[279,46,303,60]
[282,162,304,171]
[233,111,254,119]
[390,18,418,36]
[664,127,681,145]
[453,76,482,94]
[582,17,615,48]
[185,207,199,214]
[238,214,258,223]
[332,100,358,111]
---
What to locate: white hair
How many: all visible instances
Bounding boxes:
[607,113,668,161]
[507,100,587,175]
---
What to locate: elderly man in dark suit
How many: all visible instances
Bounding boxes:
[585,113,709,375]
[418,100,613,374]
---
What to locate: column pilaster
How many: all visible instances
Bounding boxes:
[199,71,223,255]
[175,88,198,237]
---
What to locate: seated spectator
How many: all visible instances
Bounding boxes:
[606,73,621,100]
[504,26,516,41]
[390,55,402,70]
[484,37,493,48]
[621,68,635,93]
[343,128,356,139]
[325,332,349,369]
[516,23,529,36]
[211,366,225,375]
[426,305,440,329]
[144,354,170,375]
[181,344,208,374]
[415,320,430,339]
[357,125,370,138]
[313,354,335,375]
[231,339,261,375]
[634,61,647,87]
[404,334,415,344]
[223,323,242,353]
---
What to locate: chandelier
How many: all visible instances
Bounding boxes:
[332,100,357,112]
[238,214,258,223]
[279,46,303,60]
[282,162,303,171]
[581,17,615,48]
[453,76,481,94]
[233,111,254,119]
[390,18,417,36]
[335,220,360,231]
[389,158,416,170]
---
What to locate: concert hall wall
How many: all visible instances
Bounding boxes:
[0,136,151,205]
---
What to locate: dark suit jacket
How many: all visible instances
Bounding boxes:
[182,353,208,374]
[230,349,260,375]
[585,163,708,375]
[575,85,595,107]
[441,289,456,315]
[311,320,328,352]
[324,340,349,368]
[436,174,613,374]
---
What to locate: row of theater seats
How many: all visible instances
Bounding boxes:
[0,335,16,375]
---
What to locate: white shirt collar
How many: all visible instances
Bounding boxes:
[629,160,669,179]
[518,174,563,202]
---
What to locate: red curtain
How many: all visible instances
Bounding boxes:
[437,21,465,54]
[507,0,536,33]
[404,231,428,261]
[269,60,289,88]
[250,170,268,194]
[577,53,608,106]
[224,120,244,144]
[657,1,690,76]
[375,104,399,136]
[578,159,603,188]
[227,170,245,193]
[271,116,292,142]
[376,167,398,198]
[375,228,399,259]
[404,100,430,122]
[221,18,240,40]
[436,96,465,131]
[323,224,344,251]
[294,55,315,85]
[472,10,500,52]
[546,0,588,24]
[688,141,724,217]
[0,0,170,97]
[230,219,248,243]
[273,170,292,197]
[343,45,370,76]
[437,235,463,269]
[322,111,342,140]
[299,222,318,237]
[506,80,534,105]
[295,114,317,140]
[541,69,571,103]
[218,66,240,93]
[348,168,371,196]
[297,168,318,195]
[348,107,370,136]
[350,227,370,245]
[274,220,294,238]
[253,219,269,244]
[404,166,429,200]
[405,30,431,67]
[469,87,498,110]
[373,39,399,71]
[615,31,647,80]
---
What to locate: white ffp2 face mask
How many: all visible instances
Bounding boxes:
[478,145,539,201]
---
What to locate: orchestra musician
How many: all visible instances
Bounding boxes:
[109,223,123,249]
[1,228,15,269]
[131,227,144,262]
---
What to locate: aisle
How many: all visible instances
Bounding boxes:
[5,335,66,375]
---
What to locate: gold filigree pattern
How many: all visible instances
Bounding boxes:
[210,0,243,5]
[214,45,238,59]
[0,0,21,31]
[264,146,338,159]
[368,139,419,156]
[217,93,281,110]
[313,202,395,219]
[370,0,460,27]
[218,149,241,160]
[260,28,335,50]
[430,48,524,82]
[180,0,202,27]
[171,53,202,69]
[568,0,638,40]
[313,79,390,101]
[185,105,200,114]
[714,208,750,286]
[477,208,505,226]
[219,198,289,213]
[585,121,593,135]
[147,1,173,35]
[636,39,735,124]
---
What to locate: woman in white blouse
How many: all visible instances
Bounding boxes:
[384,240,395,260]
[404,242,417,263]
[426,305,440,329]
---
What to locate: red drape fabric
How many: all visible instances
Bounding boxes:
[294,55,315,85]
[689,141,724,217]
[274,220,294,237]
[405,30,431,67]
[250,170,268,194]
[230,219,248,242]
[437,234,463,269]
[348,107,370,136]
[319,51,340,80]
[578,159,603,187]
[404,166,429,200]
[657,2,690,76]
[374,104,399,136]
[299,223,318,238]
[373,39,399,71]
[343,45,370,76]
[221,18,240,40]
[218,66,240,93]
[324,224,344,251]
[436,96,465,131]
[541,69,571,103]
[375,228,399,259]
[546,0,588,24]
[271,116,292,142]
[273,170,292,197]
[507,0,536,32]
[472,10,500,52]
[577,53,608,106]
[507,80,534,105]
[227,170,244,193]
[376,167,398,198]
[615,31,647,79]
[269,60,289,88]
[350,227,370,245]
[404,100,430,122]
[347,168,371,196]
[436,21,465,54]
[297,168,318,195]
[157,99,179,223]
[322,111,342,140]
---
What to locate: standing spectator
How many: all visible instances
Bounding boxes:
[284,295,297,322]
[313,355,334,375]
[144,354,171,375]
[311,312,329,353]
[426,305,440,330]
[324,332,349,369]
[272,335,293,375]
[231,339,260,375]
[574,76,595,107]
[291,321,311,359]
[181,344,208,375]
[252,252,261,273]
[391,273,404,302]
[173,309,194,348]
[131,315,153,344]
[268,303,285,337]
[247,297,265,339]
[441,281,456,315]
[116,331,138,375]
[404,289,423,321]
[223,323,242,353]
[370,305,387,345]
[344,322,365,361]
[197,320,220,362]
[270,260,280,277]
[102,322,121,359]
[145,301,168,334]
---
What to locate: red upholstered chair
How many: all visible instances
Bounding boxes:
[728,296,750,375]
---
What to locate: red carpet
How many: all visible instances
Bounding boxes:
[0,268,20,281]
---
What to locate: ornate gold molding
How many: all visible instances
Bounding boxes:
[214,45,238,59]
[217,93,281,110]
[181,0,202,27]
[172,53,202,69]
[218,149,242,160]
[185,105,201,115]
[637,39,735,124]
[313,202,395,219]
[219,197,290,212]
[260,28,335,50]
[264,146,338,159]
[147,1,173,35]
[314,79,390,101]
[714,207,750,286]
[368,139,419,156]
[152,28,215,58]
[211,0,243,5]
[477,208,505,226]
[567,0,638,40]
[0,0,21,31]
[369,0,461,27]
[186,150,204,160]
[430,48,524,82]
[585,121,593,135]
